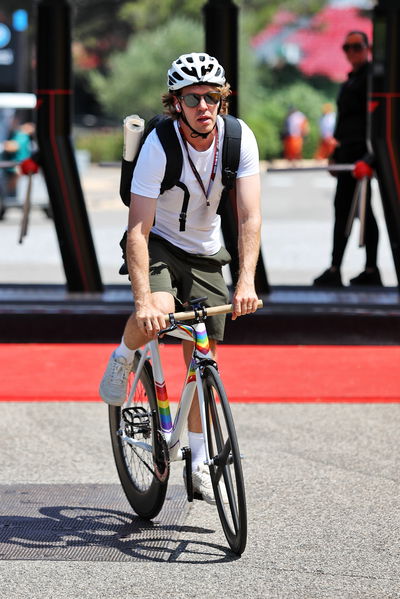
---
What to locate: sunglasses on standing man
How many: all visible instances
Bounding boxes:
[342,42,367,53]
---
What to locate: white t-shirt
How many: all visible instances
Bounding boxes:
[286,111,307,136]
[131,115,259,254]
[319,112,336,139]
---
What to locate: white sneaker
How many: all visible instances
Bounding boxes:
[99,351,133,406]
[192,464,229,506]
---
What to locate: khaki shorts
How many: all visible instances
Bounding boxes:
[148,234,231,341]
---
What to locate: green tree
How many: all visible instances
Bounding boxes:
[243,80,335,160]
[118,0,328,34]
[90,17,203,120]
[88,12,267,123]
[88,11,337,160]
[119,0,204,30]
[240,0,327,35]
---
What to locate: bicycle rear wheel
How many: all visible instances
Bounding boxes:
[108,353,169,519]
[203,365,247,554]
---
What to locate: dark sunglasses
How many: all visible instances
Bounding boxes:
[179,91,222,108]
[342,42,366,53]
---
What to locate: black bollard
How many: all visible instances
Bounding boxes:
[36,0,103,292]
[370,0,400,287]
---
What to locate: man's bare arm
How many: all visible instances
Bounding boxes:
[232,173,262,319]
[127,192,167,333]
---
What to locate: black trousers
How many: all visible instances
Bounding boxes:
[331,172,379,269]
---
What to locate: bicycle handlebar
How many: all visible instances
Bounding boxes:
[166,299,263,323]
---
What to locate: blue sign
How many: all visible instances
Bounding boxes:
[13,10,28,32]
[0,23,11,49]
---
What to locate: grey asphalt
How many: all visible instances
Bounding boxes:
[0,165,399,598]
[0,402,399,598]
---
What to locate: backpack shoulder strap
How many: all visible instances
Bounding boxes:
[221,114,242,190]
[155,118,183,193]
[155,117,190,231]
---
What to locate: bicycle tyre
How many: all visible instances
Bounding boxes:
[203,365,247,554]
[108,353,168,519]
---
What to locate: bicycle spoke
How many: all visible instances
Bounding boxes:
[109,355,168,520]
[223,470,240,532]
[129,443,156,477]
[213,438,232,480]
[214,441,240,532]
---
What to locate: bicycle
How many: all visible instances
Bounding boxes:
[108,297,263,555]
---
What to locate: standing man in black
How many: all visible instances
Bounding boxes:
[314,31,382,288]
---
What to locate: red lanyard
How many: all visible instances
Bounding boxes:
[178,124,219,206]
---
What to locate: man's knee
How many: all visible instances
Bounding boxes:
[209,339,218,359]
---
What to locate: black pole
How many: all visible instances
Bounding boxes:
[370,0,400,287]
[203,0,269,293]
[36,0,103,292]
[15,27,29,93]
[203,0,239,116]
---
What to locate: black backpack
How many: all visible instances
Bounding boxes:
[119,113,242,231]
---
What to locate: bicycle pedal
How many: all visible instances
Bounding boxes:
[122,407,151,438]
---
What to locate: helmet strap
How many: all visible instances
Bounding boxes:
[179,106,216,140]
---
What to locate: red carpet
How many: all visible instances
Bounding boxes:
[0,344,399,403]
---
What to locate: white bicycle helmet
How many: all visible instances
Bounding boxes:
[168,52,226,91]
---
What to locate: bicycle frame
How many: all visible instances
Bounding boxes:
[121,319,214,464]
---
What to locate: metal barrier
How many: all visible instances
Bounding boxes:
[0,160,18,169]
[0,160,37,242]
[264,163,354,174]
[264,162,369,248]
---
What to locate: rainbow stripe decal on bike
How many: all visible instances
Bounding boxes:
[176,324,210,354]
[187,359,197,384]
[195,326,210,355]
[183,323,210,385]
[155,381,173,433]
[176,324,195,341]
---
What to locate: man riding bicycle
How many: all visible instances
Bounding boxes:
[100,52,261,504]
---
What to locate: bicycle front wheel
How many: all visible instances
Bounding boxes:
[109,353,168,520]
[203,365,247,555]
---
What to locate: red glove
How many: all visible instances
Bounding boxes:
[20,157,39,175]
[353,160,373,180]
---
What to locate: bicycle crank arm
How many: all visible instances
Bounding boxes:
[182,446,194,502]
[150,412,170,483]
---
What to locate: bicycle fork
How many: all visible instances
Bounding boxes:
[195,367,214,467]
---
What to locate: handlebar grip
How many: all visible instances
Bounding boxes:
[167,299,263,322]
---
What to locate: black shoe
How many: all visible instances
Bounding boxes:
[349,268,383,286]
[313,268,343,287]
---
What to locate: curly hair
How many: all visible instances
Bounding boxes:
[161,83,232,119]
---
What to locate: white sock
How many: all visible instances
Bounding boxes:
[114,337,135,363]
[188,431,206,471]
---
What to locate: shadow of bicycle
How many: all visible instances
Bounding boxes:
[0,505,239,564]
